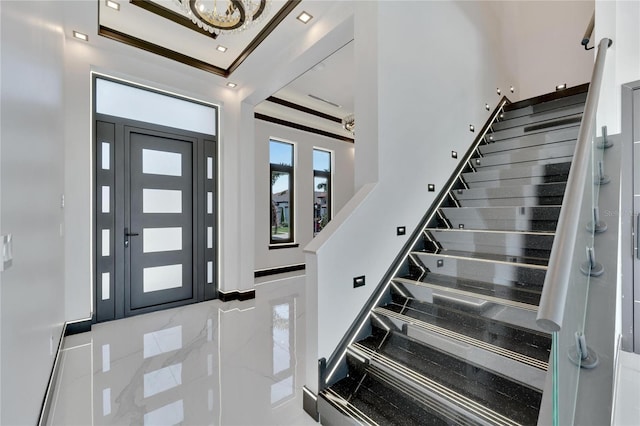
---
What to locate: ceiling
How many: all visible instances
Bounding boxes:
[254,40,354,140]
[98,0,354,140]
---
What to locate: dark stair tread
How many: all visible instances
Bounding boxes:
[326,374,449,426]
[413,248,549,267]
[376,300,550,363]
[394,273,543,306]
[358,331,543,425]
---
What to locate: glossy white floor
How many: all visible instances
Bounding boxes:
[46,273,317,425]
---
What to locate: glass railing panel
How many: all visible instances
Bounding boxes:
[553,122,596,425]
[545,38,613,425]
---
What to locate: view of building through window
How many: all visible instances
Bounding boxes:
[313,149,331,236]
[270,140,294,244]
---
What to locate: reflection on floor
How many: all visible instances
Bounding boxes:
[47,273,316,426]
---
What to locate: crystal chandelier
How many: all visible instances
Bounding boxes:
[173,0,270,34]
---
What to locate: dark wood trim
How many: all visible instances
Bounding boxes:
[255,263,306,278]
[266,97,343,123]
[99,26,229,77]
[504,83,590,112]
[130,0,218,39]
[65,319,93,336]
[114,1,300,77]
[227,0,301,75]
[219,289,256,302]
[255,113,354,143]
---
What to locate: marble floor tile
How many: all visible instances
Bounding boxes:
[47,274,316,426]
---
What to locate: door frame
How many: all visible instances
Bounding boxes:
[621,80,640,353]
[92,75,219,322]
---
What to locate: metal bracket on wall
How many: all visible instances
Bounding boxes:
[568,331,599,369]
[0,234,13,272]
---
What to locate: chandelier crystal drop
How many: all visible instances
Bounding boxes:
[173,0,270,35]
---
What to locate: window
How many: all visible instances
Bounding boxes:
[270,140,294,244]
[313,149,331,236]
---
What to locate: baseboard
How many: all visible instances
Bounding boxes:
[218,289,256,302]
[37,322,67,426]
[254,263,305,278]
[302,386,319,422]
[65,318,93,336]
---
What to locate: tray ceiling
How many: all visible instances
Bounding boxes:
[99,0,299,77]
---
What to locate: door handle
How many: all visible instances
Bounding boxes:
[636,214,640,260]
[124,228,139,248]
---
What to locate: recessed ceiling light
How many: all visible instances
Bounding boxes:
[216,45,227,53]
[73,31,89,42]
[105,0,120,11]
[556,83,567,91]
[226,82,237,88]
[297,11,313,24]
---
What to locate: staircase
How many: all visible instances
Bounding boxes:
[317,85,589,426]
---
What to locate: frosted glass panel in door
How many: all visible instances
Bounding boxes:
[142,149,182,176]
[143,227,182,253]
[143,189,182,213]
[143,264,183,293]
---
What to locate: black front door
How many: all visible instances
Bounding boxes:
[95,116,217,322]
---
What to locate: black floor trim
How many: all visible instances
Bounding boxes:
[255,263,305,278]
[219,289,256,302]
[65,319,92,336]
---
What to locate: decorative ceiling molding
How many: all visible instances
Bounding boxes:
[98,0,301,77]
[266,97,343,123]
[255,113,354,144]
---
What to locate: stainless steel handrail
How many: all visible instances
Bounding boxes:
[536,38,612,332]
[581,12,595,50]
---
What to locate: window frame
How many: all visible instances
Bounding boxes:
[269,139,296,247]
[313,148,332,236]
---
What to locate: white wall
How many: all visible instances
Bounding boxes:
[499,1,595,101]
[254,119,354,272]
[0,1,66,423]
[305,0,513,394]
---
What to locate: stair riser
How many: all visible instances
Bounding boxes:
[392,279,545,331]
[440,207,560,232]
[501,92,588,120]
[462,162,571,188]
[413,252,546,287]
[454,183,566,200]
[492,104,584,132]
[473,144,575,169]
[489,114,582,142]
[426,230,554,257]
[481,127,578,155]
